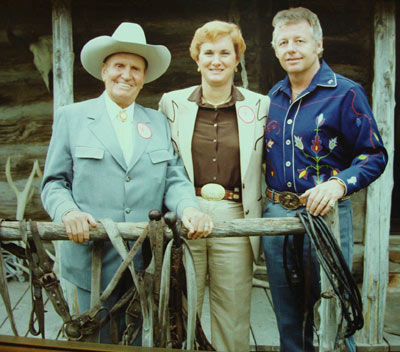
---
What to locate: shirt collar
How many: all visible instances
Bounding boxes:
[188,85,244,108]
[104,91,135,122]
[274,60,337,98]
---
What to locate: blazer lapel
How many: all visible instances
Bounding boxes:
[236,94,258,180]
[176,95,198,183]
[127,104,151,171]
[87,95,127,170]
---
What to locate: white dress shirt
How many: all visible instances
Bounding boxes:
[104,92,135,165]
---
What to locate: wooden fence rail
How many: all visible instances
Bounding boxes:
[0,217,305,241]
[0,211,370,351]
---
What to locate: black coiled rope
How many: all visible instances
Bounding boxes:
[296,209,364,337]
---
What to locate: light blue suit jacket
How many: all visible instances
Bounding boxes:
[41,93,198,290]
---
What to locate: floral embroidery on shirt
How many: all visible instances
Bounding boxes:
[266,120,281,136]
[265,120,280,177]
[295,113,339,185]
[357,154,369,167]
[350,88,378,149]
[267,139,275,149]
[347,176,357,185]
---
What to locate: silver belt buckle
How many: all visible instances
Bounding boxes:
[278,191,301,210]
[200,183,225,201]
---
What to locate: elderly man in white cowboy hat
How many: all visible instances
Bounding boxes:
[41,22,213,344]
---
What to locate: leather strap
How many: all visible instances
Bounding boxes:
[158,218,214,350]
[67,225,149,341]
[148,215,164,300]
[0,219,19,336]
[84,241,103,342]
[27,221,74,338]
[29,222,72,326]
[20,220,45,338]
[99,218,153,346]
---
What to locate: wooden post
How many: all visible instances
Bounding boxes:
[51,0,76,316]
[318,205,342,351]
[358,0,396,345]
[52,0,74,113]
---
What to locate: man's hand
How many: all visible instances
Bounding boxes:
[181,207,213,239]
[62,210,97,243]
[300,179,345,216]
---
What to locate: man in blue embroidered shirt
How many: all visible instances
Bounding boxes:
[262,7,387,352]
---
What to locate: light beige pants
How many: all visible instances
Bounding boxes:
[191,197,253,352]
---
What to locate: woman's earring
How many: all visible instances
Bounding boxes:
[197,67,200,72]
[234,66,238,73]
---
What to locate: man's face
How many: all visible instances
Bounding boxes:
[274,20,322,77]
[101,53,147,108]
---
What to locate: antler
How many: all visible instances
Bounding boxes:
[6,157,43,220]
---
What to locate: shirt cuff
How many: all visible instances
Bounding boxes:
[175,198,199,219]
[53,201,79,222]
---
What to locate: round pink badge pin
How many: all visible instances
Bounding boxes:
[238,106,255,124]
[137,122,152,139]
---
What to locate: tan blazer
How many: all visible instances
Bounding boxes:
[159,86,270,260]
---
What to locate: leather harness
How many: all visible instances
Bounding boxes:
[0,215,215,350]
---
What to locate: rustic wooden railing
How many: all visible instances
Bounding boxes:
[0,209,352,352]
[0,217,304,242]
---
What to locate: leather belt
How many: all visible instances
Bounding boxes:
[266,188,306,210]
[195,183,241,202]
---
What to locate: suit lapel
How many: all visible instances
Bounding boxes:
[236,92,258,180]
[127,104,151,171]
[87,95,127,170]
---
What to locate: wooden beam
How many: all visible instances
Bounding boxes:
[358,0,396,345]
[0,334,178,351]
[52,0,74,112]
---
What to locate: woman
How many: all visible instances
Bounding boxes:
[159,21,270,352]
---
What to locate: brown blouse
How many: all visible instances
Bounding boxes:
[189,86,244,190]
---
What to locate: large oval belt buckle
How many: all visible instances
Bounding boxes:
[279,191,300,210]
[200,183,225,201]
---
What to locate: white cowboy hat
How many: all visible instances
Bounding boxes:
[80,22,171,83]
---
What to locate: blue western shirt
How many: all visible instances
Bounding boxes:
[265,60,387,195]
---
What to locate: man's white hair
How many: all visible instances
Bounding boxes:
[271,7,323,57]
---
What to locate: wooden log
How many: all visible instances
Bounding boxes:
[389,245,400,264]
[0,145,47,182]
[0,217,305,241]
[0,100,53,121]
[358,0,396,345]
[0,115,52,145]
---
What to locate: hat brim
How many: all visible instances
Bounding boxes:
[80,36,171,83]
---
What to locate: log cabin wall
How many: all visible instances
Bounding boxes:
[0,0,392,257]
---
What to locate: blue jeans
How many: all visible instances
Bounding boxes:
[262,199,356,352]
